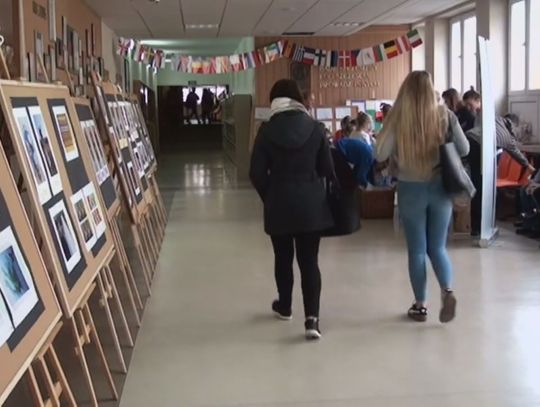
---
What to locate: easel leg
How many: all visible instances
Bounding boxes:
[104,264,134,347]
[82,302,118,400]
[48,346,77,406]
[36,356,60,407]
[132,222,154,286]
[26,366,46,407]
[97,271,128,373]
[141,214,159,266]
[111,214,145,311]
[71,315,99,406]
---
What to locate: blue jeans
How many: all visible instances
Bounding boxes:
[398,178,453,303]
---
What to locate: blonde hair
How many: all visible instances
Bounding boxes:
[379,71,448,177]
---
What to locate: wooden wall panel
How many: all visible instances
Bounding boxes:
[255,25,411,107]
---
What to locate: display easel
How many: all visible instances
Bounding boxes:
[90,73,164,288]
[73,97,144,324]
[0,80,130,405]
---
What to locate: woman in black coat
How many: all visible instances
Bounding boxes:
[250,79,334,340]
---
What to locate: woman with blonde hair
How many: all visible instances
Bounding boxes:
[376,71,469,323]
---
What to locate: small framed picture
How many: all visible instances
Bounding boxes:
[48,0,56,41]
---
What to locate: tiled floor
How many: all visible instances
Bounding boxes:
[120,149,540,407]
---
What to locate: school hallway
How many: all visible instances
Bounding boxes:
[119,148,540,407]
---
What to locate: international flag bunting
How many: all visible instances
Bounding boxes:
[407,29,423,48]
[313,49,327,66]
[373,44,385,63]
[384,40,399,59]
[292,45,305,62]
[326,51,338,68]
[302,47,315,65]
[120,32,422,74]
[396,35,411,54]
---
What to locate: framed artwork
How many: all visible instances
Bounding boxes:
[48,0,56,41]
[26,52,36,81]
[0,289,14,346]
[28,106,62,196]
[83,183,105,240]
[51,105,79,161]
[91,23,95,56]
[0,227,39,328]
[70,187,96,251]
[12,107,51,204]
[48,200,82,274]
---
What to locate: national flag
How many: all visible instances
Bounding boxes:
[243,52,255,69]
[181,56,193,73]
[384,40,399,59]
[302,47,315,65]
[313,49,327,66]
[373,44,385,62]
[254,50,265,66]
[350,49,360,67]
[325,50,338,68]
[360,48,375,65]
[191,58,203,73]
[338,50,354,67]
[292,45,305,62]
[396,35,411,54]
[219,56,230,73]
[117,38,132,57]
[137,45,148,63]
[266,42,281,62]
[202,58,212,74]
[282,41,296,59]
[407,29,423,48]
[143,48,154,65]
[278,40,285,55]
[171,54,181,71]
[230,54,242,72]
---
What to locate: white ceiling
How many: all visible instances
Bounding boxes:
[85,0,471,39]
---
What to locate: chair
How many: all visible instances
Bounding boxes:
[496,152,531,188]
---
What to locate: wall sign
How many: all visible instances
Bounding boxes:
[319,66,381,89]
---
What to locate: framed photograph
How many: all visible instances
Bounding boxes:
[28,106,62,196]
[12,107,52,204]
[48,0,56,41]
[70,188,96,251]
[51,105,79,162]
[91,23,95,56]
[81,121,109,185]
[48,200,82,273]
[83,183,105,239]
[0,289,14,347]
[0,227,39,327]
[66,25,74,71]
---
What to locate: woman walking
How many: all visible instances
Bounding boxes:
[376,71,469,323]
[250,79,334,340]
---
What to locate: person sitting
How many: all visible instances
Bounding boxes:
[335,136,374,188]
[351,111,376,146]
[516,171,540,237]
[333,116,354,145]
[442,88,476,132]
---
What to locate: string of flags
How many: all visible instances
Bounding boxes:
[117,29,423,74]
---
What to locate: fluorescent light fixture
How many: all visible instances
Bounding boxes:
[332,22,361,27]
[186,24,219,29]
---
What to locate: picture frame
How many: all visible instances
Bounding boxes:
[55,38,64,69]
[91,23,95,56]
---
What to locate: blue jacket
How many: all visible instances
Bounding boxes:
[336,138,374,187]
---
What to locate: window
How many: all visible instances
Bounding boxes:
[449,14,477,94]
[510,0,540,92]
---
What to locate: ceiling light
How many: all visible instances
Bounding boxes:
[332,22,361,27]
[186,24,219,30]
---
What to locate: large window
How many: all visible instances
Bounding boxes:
[510,0,540,92]
[450,14,477,94]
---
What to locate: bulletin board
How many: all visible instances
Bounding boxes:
[0,80,114,317]
[90,74,145,224]
[72,97,119,217]
[0,143,62,405]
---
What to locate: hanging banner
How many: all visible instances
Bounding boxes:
[116,29,423,75]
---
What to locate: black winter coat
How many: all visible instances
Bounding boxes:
[250,110,335,236]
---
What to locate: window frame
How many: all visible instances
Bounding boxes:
[449,11,478,94]
[509,0,540,95]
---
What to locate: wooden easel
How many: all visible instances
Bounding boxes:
[25,323,77,407]
[70,283,118,406]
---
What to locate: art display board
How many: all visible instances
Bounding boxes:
[0,143,62,405]
[129,96,158,176]
[0,80,115,317]
[315,106,358,135]
[72,97,120,217]
[90,75,146,224]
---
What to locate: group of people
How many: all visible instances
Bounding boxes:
[250,72,468,340]
[441,87,536,237]
[185,87,218,125]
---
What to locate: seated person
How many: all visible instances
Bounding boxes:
[516,171,540,237]
[351,112,376,146]
[334,116,354,144]
[335,137,374,188]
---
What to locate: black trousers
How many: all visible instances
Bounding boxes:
[270,233,321,318]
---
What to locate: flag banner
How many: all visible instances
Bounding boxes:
[119,30,422,74]
[407,29,423,48]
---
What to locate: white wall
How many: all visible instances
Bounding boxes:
[425,18,449,93]
[101,21,122,83]
[412,25,426,71]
